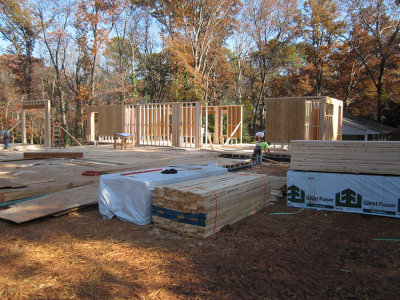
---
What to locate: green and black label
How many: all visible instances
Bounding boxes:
[335,188,362,208]
[287,185,305,203]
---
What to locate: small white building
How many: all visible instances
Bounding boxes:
[343,116,395,141]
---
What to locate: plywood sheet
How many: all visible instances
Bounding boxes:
[0,184,99,223]
[85,105,124,136]
[266,97,306,143]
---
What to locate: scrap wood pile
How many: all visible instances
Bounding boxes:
[152,173,285,237]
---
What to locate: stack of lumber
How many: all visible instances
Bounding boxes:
[290,141,400,175]
[152,173,271,237]
[268,175,287,202]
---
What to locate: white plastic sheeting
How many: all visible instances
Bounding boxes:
[99,163,228,225]
[287,170,400,218]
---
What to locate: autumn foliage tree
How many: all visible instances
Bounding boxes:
[342,0,400,121]
[0,0,40,102]
[149,0,241,103]
[302,0,345,96]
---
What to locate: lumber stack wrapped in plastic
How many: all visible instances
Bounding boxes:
[152,173,270,238]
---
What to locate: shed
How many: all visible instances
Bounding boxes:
[265,96,343,143]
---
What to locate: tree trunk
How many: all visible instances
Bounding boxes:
[75,97,82,139]
[376,84,383,122]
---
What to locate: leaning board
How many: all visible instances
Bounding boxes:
[290,140,400,175]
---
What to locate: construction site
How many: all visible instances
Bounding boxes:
[1,97,400,299]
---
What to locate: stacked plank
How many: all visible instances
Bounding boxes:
[268,175,287,203]
[290,141,400,175]
[152,173,270,238]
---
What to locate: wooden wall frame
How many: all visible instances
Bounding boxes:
[84,103,243,148]
[21,100,51,147]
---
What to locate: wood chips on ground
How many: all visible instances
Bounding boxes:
[0,163,399,299]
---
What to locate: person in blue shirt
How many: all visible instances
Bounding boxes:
[1,130,10,149]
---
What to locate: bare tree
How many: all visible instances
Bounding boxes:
[34,0,73,129]
[244,0,301,133]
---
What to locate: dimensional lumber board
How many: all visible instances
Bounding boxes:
[152,173,271,237]
[290,140,400,175]
[23,152,84,159]
[0,184,99,223]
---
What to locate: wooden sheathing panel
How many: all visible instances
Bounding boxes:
[266,98,306,143]
[88,105,124,136]
[290,140,400,175]
[293,99,306,141]
[172,103,182,147]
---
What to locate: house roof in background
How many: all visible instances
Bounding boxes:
[343,115,395,135]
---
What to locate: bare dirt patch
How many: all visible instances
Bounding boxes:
[1,163,400,299]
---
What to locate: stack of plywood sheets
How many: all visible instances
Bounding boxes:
[290,141,400,175]
[152,173,270,238]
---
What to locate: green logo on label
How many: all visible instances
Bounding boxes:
[335,188,362,208]
[287,185,305,203]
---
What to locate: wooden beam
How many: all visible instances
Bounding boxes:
[207,133,215,150]
[23,152,83,159]
[224,121,242,145]
[22,104,45,109]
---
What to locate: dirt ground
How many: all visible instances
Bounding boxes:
[1,159,400,299]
